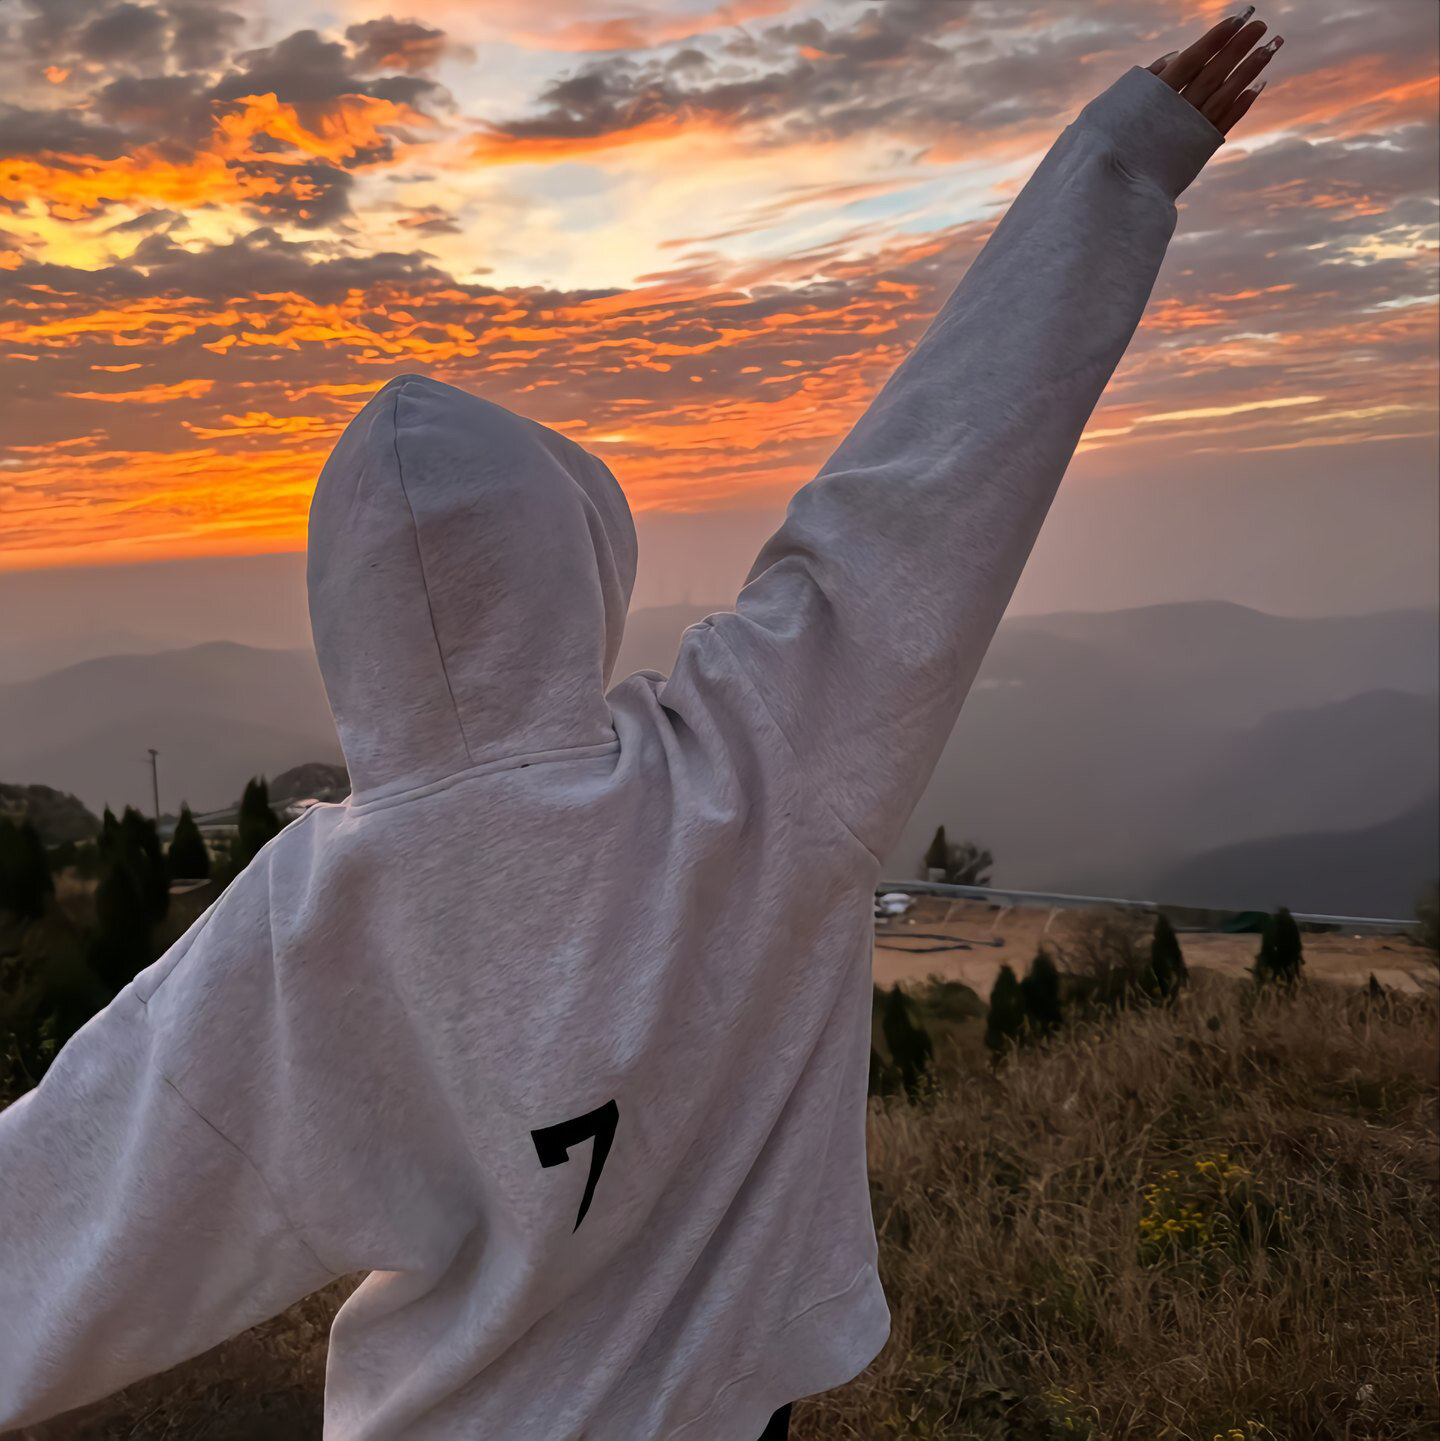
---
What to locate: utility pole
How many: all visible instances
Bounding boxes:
[147,748,160,821]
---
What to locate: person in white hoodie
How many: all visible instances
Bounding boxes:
[0,15,1278,1440]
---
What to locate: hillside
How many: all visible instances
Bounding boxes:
[0,643,340,815]
[0,783,99,844]
[1154,795,1440,918]
[3,602,1434,913]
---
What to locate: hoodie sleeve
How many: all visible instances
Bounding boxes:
[0,912,337,1428]
[668,66,1225,863]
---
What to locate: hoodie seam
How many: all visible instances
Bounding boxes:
[390,384,475,766]
[132,990,342,1278]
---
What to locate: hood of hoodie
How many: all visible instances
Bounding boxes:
[307,374,637,800]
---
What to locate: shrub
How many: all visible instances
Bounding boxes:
[1020,947,1064,1039]
[1254,907,1304,988]
[0,818,54,921]
[984,963,1026,1058]
[168,804,210,881]
[881,984,936,1103]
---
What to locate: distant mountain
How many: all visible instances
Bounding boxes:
[1005,602,1439,731]
[0,630,178,686]
[888,603,1438,894]
[268,762,350,805]
[4,601,1435,910]
[1142,690,1440,865]
[0,643,340,816]
[0,783,100,845]
[1154,796,1440,919]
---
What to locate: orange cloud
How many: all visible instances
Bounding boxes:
[62,378,216,403]
[0,92,424,224]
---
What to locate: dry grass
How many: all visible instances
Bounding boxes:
[15,971,1439,1441]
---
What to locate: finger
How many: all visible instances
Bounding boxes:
[1185,17,1268,109]
[1164,6,1256,91]
[1148,49,1179,76]
[1216,79,1266,137]
[1202,36,1281,124]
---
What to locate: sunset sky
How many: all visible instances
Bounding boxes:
[1,0,1436,606]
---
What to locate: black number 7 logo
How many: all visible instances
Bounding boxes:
[530,1098,619,1232]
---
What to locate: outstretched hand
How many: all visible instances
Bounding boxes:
[1147,6,1281,136]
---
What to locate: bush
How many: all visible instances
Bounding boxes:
[1254,907,1304,989]
[0,817,54,921]
[984,963,1026,1058]
[881,984,936,1103]
[168,804,210,881]
[1053,907,1154,1014]
[1020,947,1064,1039]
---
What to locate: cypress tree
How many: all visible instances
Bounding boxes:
[168,804,210,880]
[120,806,169,925]
[1272,907,1303,986]
[98,806,122,862]
[90,856,153,993]
[1147,913,1188,999]
[235,778,281,869]
[0,818,53,921]
[985,963,1026,1057]
[1020,946,1064,1037]
[881,984,934,1101]
[1255,906,1304,989]
[922,825,948,876]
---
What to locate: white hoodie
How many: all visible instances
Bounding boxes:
[0,65,1222,1439]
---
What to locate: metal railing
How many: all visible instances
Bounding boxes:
[876,879,1417,933]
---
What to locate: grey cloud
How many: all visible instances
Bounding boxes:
[0,102,128,158]
[77,2,167,63]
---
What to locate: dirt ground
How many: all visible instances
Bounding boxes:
[874,895,1440,996]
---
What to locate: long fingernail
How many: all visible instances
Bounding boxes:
[1259,35,1283,51]
[1229,5,1255,22]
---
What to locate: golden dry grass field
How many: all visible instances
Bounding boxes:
[9,925,1439,1441]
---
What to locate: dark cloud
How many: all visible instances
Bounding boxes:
[95,73,210,139]
[170,1,243,70]
[0,102,127,159]
[345,17,454,74]
[484,0,996,148]
[77,2,167,63]
[213,28,446,114]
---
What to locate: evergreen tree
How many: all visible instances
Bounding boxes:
[90,856,153,993]
[1255,906,1304,988]
[120,806,169,925]
[881,984,934,1101]
[1146,913,1188,1000]
[1020,946,1064,1037]
[922,825,948,876]
[985,963,1026,1057]
[234,777,281,870]
[98,805,121,861]
[167,804,210,881]
[0,818,53,921]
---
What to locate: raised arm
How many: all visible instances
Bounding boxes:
[668,16,1278,863]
